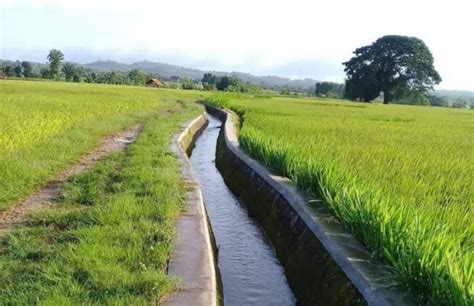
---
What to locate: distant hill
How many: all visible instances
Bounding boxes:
[83,60,319,90]
[83,60,131,72]
[432,89,474,99]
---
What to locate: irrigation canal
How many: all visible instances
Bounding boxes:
[190,115,296,305]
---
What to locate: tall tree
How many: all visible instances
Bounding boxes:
[84,70,98,83]
[1,65,14,77]
[21,61,33,78]
[216,76,230,91]
[101,71,126,84]
[13,61,23,77]
[315,82,345,98]
[62,63,76,81]
[40,67,50,79]
[47,49,64,80]
[343,35,441,104]
[72,66,84,82]
[127,69,147,85]
[180,77,195,90]
[202,73,217,90]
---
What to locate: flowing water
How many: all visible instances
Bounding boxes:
[190,115,296,306]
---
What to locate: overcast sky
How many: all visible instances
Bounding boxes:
[1,0,473,90]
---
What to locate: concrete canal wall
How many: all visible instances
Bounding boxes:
[166,113,221,306]
[206,104,415,306]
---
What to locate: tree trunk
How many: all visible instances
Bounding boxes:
[383,91,391,104]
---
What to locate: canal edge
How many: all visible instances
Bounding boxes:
[165,112,221,306]
[205,104,416,306]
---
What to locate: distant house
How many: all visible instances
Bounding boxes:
[146,78,164,88]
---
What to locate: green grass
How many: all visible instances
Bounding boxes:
[0,80,208,211]
[0,81,204,304]
[208,94,473,305]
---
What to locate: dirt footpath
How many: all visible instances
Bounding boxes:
[0,124,142,238]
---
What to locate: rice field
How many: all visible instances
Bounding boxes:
[0,80,205,303]
[0,80,207,211]
[208,94,474,305]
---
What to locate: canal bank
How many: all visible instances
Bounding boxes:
[206,104,415,306]
[166,113,220,306]
[190,115,296,305]
[167,105,415,306]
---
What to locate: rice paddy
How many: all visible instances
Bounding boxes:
[0,80,205,303]
[1,79,472,304]
[207,94,474,305]
[0,80,207,211]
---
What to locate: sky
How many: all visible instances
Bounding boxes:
[0,0,473,90]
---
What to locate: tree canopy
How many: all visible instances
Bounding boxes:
[127,69,149,85]
[62,63,77,82]
[21,61,33,78]
[202,73,217,90]
[343,35,441,104]
[47,49,64,80]
[13,61,23,77]
[180,77,196,90]
[315,82,344,98]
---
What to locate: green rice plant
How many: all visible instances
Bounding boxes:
[0,93,202,304]
[208,94,473,305]
[0,80,208,211]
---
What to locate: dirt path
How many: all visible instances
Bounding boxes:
[0,124,142,238]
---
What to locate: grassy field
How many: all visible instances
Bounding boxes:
[208,94,473,305]
[0,80,205,303]
[0,80,207,211]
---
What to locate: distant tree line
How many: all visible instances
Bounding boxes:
[314,82,345,98]
[1,61,34,78]
[1,47,472,109]
[200,73,262,93]
[0,51,263,93]
[0,49,154,86]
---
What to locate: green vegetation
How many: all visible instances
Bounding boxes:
[202,73,217,90]
[208,94,473,305]
[2,49,472,109]
[0,80,207,211]
[47,49,65,81]
[344,35,441,104]
[0,80,204,303]
[0,105,201,304]
[201,73,262,94]
[180,76,198,90]
[0,49,155,85]
[315,81,345,98]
